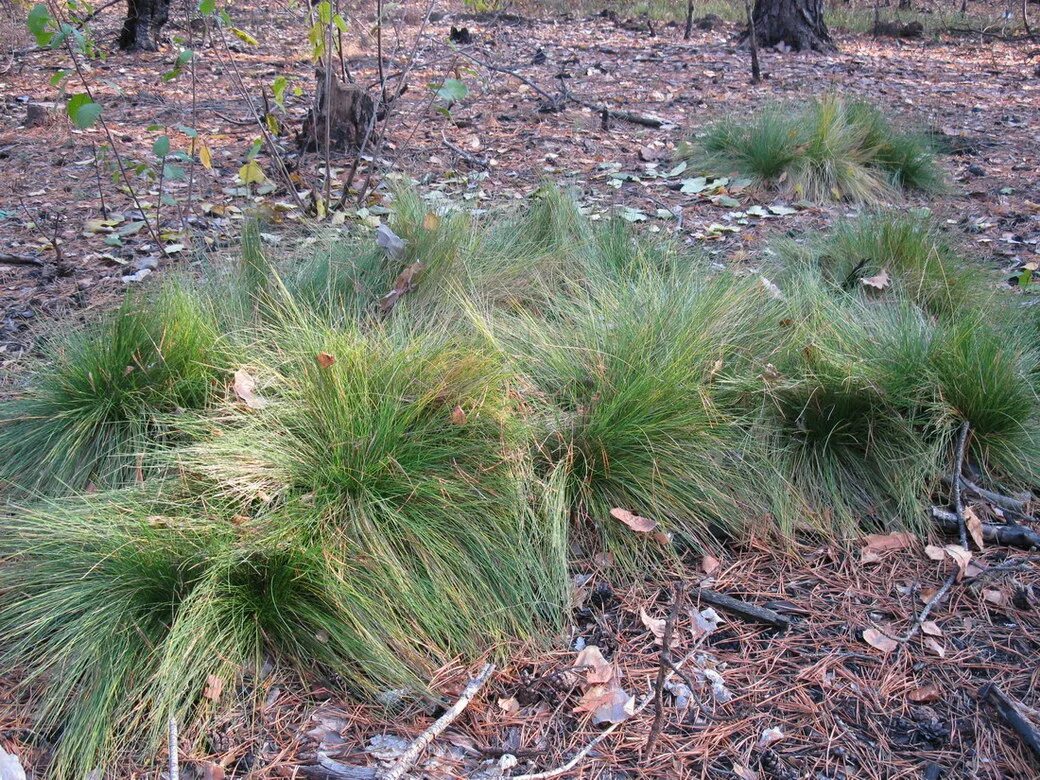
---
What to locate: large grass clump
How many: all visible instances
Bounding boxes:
[1,188,1038,777]
[681,96,941,203]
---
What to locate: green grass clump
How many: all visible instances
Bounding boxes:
[3,185,1040,777]
[480,264,780,560]
[0,282,228,494]
[682,96,941,203]
[774,211,994,320]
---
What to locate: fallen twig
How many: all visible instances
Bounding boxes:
[981,683,1040,759]
[692,588,790,630]
[442,131,489,168]
[961,476,1031,513]
[382,663,495,780]
[645,583,683,758]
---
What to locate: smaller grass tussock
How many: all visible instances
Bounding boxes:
[682,96,941,203]
[0,282,228,494]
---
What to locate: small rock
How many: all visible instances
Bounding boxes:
[967,164,986,177]
[24,102,54,128]
[135,256,160,271]
[121,268,152,284]
[0,746,27,780]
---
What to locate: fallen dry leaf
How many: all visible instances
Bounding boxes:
[691,607,724,640]
[964,506,985,550]
[701,553,721,575]
[450,405,467,425]
[908,684,941,703]
[423,212,441,231]
[862,531,915,554]
[861,268,891,290]
[573,680,634,725]
[863,627,899,653]
[732,763,759,780]
[757,726,785,749]
[203,674,224,701]
[609,507,657,532]
[944,544,972,580]
[924,637,946,657]
[572,645,614,685]
[497,696,520,714]
[315,352,335,368]
[640,608,667,644]
[921,620,943,637]
[924,544,946,561]
[983,588,1009,607]
[232,368,267,410]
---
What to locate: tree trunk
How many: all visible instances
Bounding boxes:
[750,0,836,52]
[119,0,170,51]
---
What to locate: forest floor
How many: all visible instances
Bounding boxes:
[1,2,1040,778]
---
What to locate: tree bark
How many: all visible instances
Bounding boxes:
[750,0,836,52]
[119,0,170,51]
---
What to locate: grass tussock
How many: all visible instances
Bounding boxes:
[0,282,228,494]
[681,96,941,203]
[1,187,1038,777]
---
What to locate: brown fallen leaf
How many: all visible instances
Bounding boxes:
[732,763,759,780]
[423,212,441,231]
[701,553,721,576]
[640,608,666,644]
[944,544,972,580]
[450,405,467,425]
[983,588,1009,607]
[573,680,635,725]
[964,506,985,550]
[572,645,614,685]
[379,261,425,314]
[316,351,335,368]
[861,268,891,290]
[862,531,915,554]
[497,696,520,714]
[609,507,657,533]
[863,627,899,653]
[923,637,946,657]
[232,368,267,409]
[921,620,943,637]
[908,684,941,703]
[924,544,946,561]
[203,674,224,701]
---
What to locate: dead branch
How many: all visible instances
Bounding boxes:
[382,663,495,780]
[692,588,790,630]
[932,507,1040,550]
[981,684,1040,759]
[645,583,684,759]
[0,253,45,267]
[960,476,1031,513]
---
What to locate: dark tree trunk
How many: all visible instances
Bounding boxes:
[119,0,170,51]
[750,0,835,52]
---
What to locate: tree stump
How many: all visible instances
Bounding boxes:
[119,0,171,51]
[298,70,376,154]
[750,0,835,53]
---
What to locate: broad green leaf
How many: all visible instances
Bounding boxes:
[435,78,468,103]
[198,0,215,15]
[27,3,53,46]
[272,75,288,108]
[67,94,102,129]
[333,13,348,33]
[152,135,170,158]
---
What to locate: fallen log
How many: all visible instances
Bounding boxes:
[981,683,1040,760]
